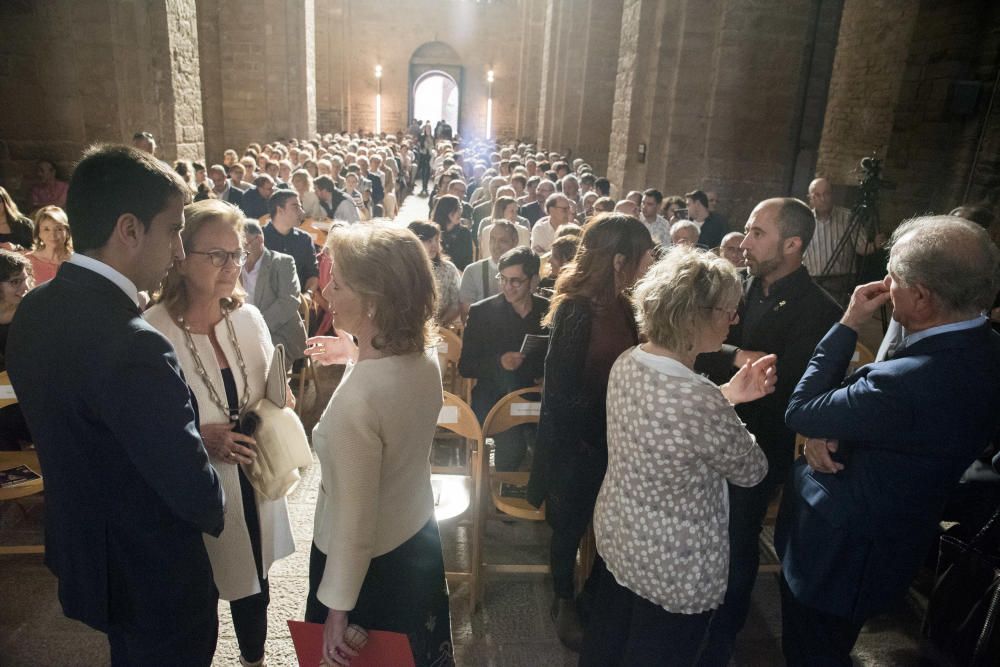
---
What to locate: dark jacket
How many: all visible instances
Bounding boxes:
[458,293,548,420]
[7,262,223,632]
[696,266,842,483]
[698,212,726,249]
[776,322,1000,622]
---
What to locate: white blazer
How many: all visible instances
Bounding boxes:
[145,303,295,601]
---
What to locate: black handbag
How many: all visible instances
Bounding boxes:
[922,505,1000,666]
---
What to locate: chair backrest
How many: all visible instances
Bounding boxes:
[436,329,464,395]
[847,341,876,375]
[436,392,483,477]
[482,386,543,438]
[298,293,311,329]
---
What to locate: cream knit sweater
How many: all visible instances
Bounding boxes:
[311,349,443,611]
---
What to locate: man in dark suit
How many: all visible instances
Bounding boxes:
[696,197,842,664]
[459,246,548,470]
[243,221,307,363]
[519,178,555,229]
[239,174,275,220]
[686,189,726,249]
[776,216,1000,665]
[7,145,225,665]
[208,163,244,209]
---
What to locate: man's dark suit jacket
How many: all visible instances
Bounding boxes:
[365,171,384,206]
[223,184,244,208]
[458,293,548,420]
[698,212,726,249]
[520,201,544,228]
[776,322,1000,622]
[696,266,842,483]
[240,185,269,219]
[7,262,224,633]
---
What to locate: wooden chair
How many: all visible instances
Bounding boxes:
[0,451,45,556]
[432,392,483,610]
[477,387,549,601]
[289,294,318,415]
[436,328,468,402]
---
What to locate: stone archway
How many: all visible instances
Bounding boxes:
[409,41,463,134]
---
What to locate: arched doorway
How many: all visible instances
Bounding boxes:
[413,71,459,131]
[409,41,463,135]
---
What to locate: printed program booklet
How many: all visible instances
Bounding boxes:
[0,464,41,488]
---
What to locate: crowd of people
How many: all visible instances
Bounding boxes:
[2,121,999,667]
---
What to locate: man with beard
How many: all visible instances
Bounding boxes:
[695,197,842,665]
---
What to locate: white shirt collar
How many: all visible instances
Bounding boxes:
[631,345,716,387]
[68,253,140,307]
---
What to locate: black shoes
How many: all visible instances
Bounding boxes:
[551,596,584,652]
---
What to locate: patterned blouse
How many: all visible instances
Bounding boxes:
[433,258,461,324]
[594,346,768,613]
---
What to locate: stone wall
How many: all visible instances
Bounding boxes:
[817,0,1000,227]
[608,0,841,225]
[313,0,531,140]
[0,0,205,208]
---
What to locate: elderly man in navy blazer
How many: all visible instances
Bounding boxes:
[8,145,225,666]
[775,215,1000,665]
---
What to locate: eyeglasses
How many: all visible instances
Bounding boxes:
[702,307,739,324]
[496,273,529,288]
[189,250,249,267]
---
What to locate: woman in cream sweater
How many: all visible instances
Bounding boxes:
[303,223,453,667]
[146,199,294,667]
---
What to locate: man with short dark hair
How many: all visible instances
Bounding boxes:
[640,188,669,245]
[8,144,224,665]
[132,131,156,155]
[459,246,549,470]
[594,177,611,198]
[314,175,358,223]
[685,189,726,249]
[263,190,317,295]
[696,197,842,665]
[777,216,1000,665]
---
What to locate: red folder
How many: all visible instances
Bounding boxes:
[287,620,415,667]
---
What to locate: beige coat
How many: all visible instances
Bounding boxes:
[145,303,295,601]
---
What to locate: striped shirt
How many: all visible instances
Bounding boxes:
[804,206,853,276]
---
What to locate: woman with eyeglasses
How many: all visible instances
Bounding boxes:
[146,199,295,667]
[527,213,656,650]
[580,246,774,666]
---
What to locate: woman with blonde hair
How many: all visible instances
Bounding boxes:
[290,169,325,219]
[26,206,73,284]
[145,199,295,667]
[582,247,773,665]
[527,212,656,650]
[303,223,454,667]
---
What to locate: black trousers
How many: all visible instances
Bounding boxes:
[580,567,713,667]
[699,474,781,665]
[229,467,270,663]
[779,574,863,667]
[546,447,606,600]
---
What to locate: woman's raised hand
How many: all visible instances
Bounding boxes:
[305,330,359,366]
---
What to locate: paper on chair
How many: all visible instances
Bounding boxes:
[510,402,541,416]
[437,342,449,354]
[0,385,15,399]
[438,405,459,424]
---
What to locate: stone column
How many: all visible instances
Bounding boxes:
[609,0,839,223]
[0,0,205,201]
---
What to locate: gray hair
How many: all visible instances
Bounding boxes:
[889,215,1000,313]
[243,220,263,236]
[670,220,700,237]
[632,246,742,352]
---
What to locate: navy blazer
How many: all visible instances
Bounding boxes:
[7,262,224,632]
[775,321,1000,622]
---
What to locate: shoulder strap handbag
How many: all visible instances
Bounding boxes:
[240,344,313,500]
[923,504,1000,666]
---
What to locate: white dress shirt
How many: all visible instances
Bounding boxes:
[68,253,140,307]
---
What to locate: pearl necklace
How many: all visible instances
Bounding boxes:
[177,309,250,422]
